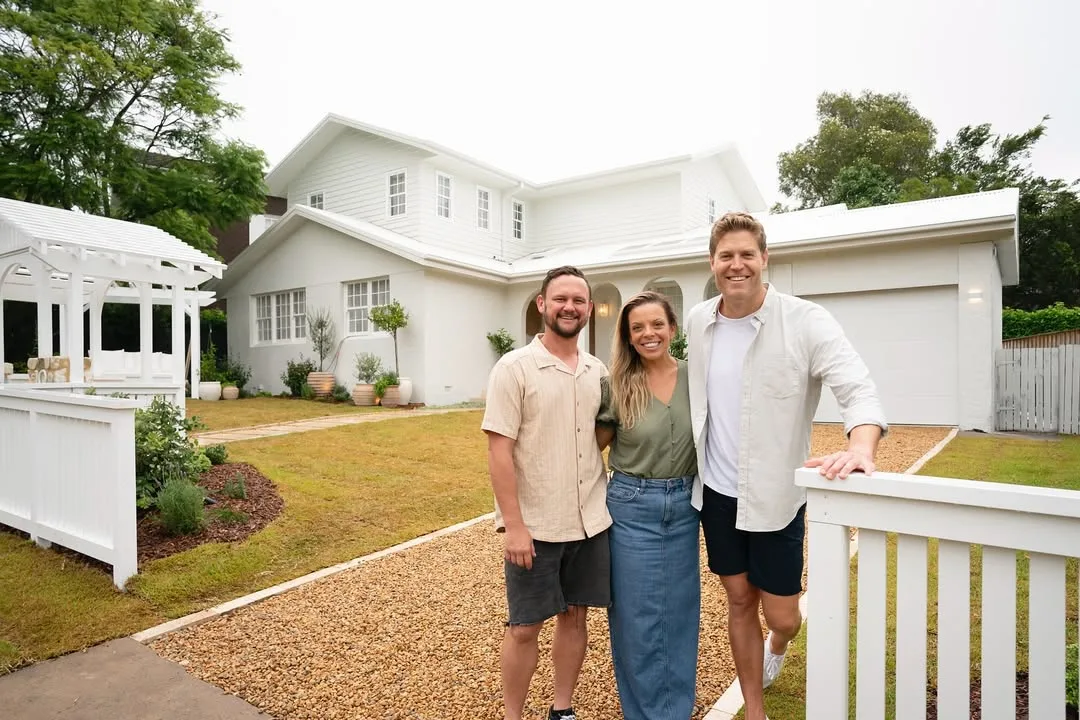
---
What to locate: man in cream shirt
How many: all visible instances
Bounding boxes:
[685,211,887,720]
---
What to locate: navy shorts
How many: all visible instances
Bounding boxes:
[699,485,806,597]
[504,529,611,625]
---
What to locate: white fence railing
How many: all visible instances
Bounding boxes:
[2,378,184,413]
[996,344,1080,434]
[798,467,1080,719]
[0,387,140,590]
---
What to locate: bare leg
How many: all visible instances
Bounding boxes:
[720,573,767,720]
[502,622,544,720]
[552,606,588,710]
[760,590,802,654]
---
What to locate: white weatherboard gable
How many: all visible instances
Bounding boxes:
[215,115,1019,430]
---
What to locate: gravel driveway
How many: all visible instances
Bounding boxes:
[149,425,951,720]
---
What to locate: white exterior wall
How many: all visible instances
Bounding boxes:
[421,270,506,406]
[956,242,1000,432]
[415,161,525,261]
[225,222,427,400]
[680,158,745,231]
[285,131,427,237]
[526,175,683,253]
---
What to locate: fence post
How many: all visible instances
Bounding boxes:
[110,406,138,590]
[805,488,851,718]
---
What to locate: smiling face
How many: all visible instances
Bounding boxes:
[709,228,768,304]
[537,274,591,339]
[626,301,675,361]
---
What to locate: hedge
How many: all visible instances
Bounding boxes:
[1002,302,1080,340]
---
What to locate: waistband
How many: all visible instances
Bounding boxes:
[611,470,695,489]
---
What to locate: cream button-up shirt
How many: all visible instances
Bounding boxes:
[686,284,888,532]
[481,335,612,543]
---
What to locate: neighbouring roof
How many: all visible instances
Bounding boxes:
[0,197,226,278]
[263,113,767,209]
[209,188,1021,296]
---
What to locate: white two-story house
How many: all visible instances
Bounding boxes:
[209,113,1021,431]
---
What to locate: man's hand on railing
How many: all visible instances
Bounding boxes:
[803,447,876,480]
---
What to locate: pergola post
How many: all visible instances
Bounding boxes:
[58,307,66,357]
[35,264,52,361]
[89,286,105,374]
[139,282,153,381]
[0,274,6,380]
[171,284,185,384]
[189,298,201,399]
[66,270,84,383]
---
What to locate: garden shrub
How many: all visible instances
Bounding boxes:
[281,357,316,396]
[223,472,247,500]
[204,444,228,466]
[332,383,350,403]
[218,355,252,391]
[134,396,205,509]
[486,328,515,356]
[1068,642,1078,710]
[669,329,687,360]
[1002,302,1080,339]
[354,352,382,383]
[156,478,206,536]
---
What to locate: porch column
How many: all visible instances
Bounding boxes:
[35,265,53,360]
[0,278,5,381]
[189,298,200,399]
[139,282,153,381]
[58,305,67,356]
[171,284,185,384]
[66,271,84,383]
[89,292,103,371]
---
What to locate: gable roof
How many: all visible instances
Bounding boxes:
[209,188,1020,296]
[264,113,766,209]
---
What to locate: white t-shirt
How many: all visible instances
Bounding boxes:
[702,312,758,498]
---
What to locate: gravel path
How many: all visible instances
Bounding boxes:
[149,425,952,720]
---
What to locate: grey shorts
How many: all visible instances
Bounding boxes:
[504,529,611,625]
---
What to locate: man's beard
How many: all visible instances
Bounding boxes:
[545,310,585,338]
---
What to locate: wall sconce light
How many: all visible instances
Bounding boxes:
[967,289,984,303]
[595,303,611,318]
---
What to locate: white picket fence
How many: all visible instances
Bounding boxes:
[996,344,1080,434]
[798,467,1080,719]
[0,387,139,589]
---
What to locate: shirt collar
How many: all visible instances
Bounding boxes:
[529,333,597,374]
[707,283,776,328]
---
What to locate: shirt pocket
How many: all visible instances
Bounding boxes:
[758,357,803,399]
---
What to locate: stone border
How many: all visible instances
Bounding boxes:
[702,427,960,719]
[131,512,495,644]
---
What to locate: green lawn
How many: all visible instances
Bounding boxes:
[186,396,385,431]
[752,434,1080,719]
[0,410,493,674]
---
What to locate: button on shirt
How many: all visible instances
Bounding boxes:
[686,284,888,532]
[481,335,611,542]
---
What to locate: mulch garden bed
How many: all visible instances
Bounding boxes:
[926,672,1079,719]
[137,462,284,564]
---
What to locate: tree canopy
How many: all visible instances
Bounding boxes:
[775,90,1080,310]
[0,0,267,257]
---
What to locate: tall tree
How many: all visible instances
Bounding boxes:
[0,0,267,256]
[777,90,937,209]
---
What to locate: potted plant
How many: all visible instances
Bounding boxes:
[198,342,221,401]
[352,352,383,406]
[221,381,239,400]
[305,306,337,398]
[374,371,400,407]
[370,299,411,405]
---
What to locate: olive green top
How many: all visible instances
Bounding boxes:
[597,359,697,479]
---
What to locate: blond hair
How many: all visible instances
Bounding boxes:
[710,211,767,256]
[608,291,679,429]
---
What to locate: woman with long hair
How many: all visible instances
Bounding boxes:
[596,291,699,720]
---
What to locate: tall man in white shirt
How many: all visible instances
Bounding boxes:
[685,211,887,720]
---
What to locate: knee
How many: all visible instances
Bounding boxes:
[506,622,543,645]
[557,605,587,632]
[765,605,803,638]
[725,585,760,618]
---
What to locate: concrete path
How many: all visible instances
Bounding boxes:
[193,405,478,445]
[0,638,270,719]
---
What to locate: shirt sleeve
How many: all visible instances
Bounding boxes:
[480,359,524,439]
[805,305,889,438]
[596,375,618,426]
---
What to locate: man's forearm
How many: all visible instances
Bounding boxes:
[489,446,524,528]
[848,424,882,456]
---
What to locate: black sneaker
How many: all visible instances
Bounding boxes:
[548,707,577,720]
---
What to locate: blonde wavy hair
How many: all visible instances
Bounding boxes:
[608,291,679,429]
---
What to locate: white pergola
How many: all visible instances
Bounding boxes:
[0,197,225,400]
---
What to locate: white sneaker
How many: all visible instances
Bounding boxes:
[762,631,787,688]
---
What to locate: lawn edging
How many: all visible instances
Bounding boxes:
[132,511,496,644]
[705,426,960,720]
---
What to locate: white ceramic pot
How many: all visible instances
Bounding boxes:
[397,377,413,406]
[198,381,222,401]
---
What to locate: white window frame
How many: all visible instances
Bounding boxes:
[476,186,491,230]
[512,200,525,240]
[344,277,391,336]
[387,169,407,217]
[435,171,453,220]
[309,192,324,210]
[707,197,716,224]
[251,288,307,347]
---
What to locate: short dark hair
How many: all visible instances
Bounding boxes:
[539,265,591,299]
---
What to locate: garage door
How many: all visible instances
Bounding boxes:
[803,285,958,426]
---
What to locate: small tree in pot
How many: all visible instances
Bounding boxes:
[369,300,413,405]
[306,306,337,398]
[352,352,382,406]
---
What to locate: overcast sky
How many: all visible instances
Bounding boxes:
[200,0,1079,207]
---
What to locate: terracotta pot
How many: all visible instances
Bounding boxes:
[306,371,335,398]
[351,383,375,406]
[381,385,401,407]
[221,385,239,400]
